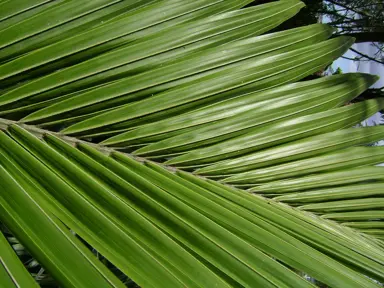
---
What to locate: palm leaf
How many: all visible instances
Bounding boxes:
[253,167,384,194]
[194,125,384,176]
[223,146,384,184]
[0,123,384,287]
[1,0,384,287]
[0,228,38,287]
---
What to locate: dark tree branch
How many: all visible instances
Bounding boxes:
[341,31,384,43]
[352,88,384,104]
[341,55,367,61]
[349,47,384,64]
[327,18,368,25]
[319,9,355,21]
[326,0,370,17]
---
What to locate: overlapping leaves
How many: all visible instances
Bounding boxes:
[1,0,384,287]
[0,125,384,288]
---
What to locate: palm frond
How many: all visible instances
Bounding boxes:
[1,0,384,287]
[0,226,39,287]
[0,123,383,288]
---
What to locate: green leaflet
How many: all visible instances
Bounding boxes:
[251,166,384,194]
[82,146,306,288]
[146,161,383,288]
[273,183,384,203]
[2,123,384,286]
[60,36,353,136]
[0,0,52,22]
[0,0,122,50]
[0,0,383,285]
[176,170,384,285]
[162,98,382,165]
[322,211,384,222]
[0,86,115,123]
[44,134,233,288]
[0,1,61,33]
[0,0,226,83]
[196,126,384,176]
[300,198,384,213]
[74,147,273,288]
[2,0,302,112]
[343,222,384,229]
[103,70,365,147]
[0,230,38,287]
[359,229,384,236]
[19,6,311,125]
[4,125,208,288]
[63,23,331,136]
[0,0,152,64]
[63,60,330,140]
[130,53,369,158]
[223,146,384,184]
[0,135,125,288]
[112,150,379,288]
[0,0,256,91]
[1,129,177,287]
